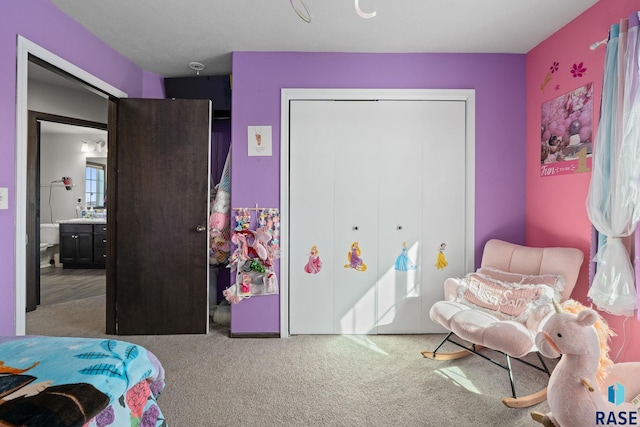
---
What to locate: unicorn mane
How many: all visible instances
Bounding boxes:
[560,299,615,381]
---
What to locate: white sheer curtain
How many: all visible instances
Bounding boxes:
[586,14,640,317]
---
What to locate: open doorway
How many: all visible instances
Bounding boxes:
[30,116,108,310]
[18,37,215,336]
[16,37,125,335]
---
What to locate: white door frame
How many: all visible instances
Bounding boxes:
[280,88,476,337]
[14,36,128,335]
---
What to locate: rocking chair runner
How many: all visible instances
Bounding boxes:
[423,239,584,408]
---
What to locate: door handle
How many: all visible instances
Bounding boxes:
[195,224,207,233]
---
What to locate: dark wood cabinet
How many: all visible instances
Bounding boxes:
[93,224,107,266]
[59,223,106,268]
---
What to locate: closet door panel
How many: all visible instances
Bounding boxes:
[376,101,425,334]
[421,101,467,332]
[289,101,336,334]
[332,102,381,334]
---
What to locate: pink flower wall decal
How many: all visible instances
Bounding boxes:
[571,62,587,77]
[550,61,559,73]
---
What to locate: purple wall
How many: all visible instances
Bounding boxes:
[230,51,527,334]
[1,0,162,335]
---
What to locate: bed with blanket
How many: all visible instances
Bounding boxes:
[0,336,166,427]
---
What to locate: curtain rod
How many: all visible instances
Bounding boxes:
[590,38,608,50]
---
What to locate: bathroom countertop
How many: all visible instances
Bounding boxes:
[58,218,107,224]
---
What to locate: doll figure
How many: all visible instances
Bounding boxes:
[304,245,323,274]
[344,242,367,271]
[395,241,417,271]
[435,243,448,270]
[240,273,252,295]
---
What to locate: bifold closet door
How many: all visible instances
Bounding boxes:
[377,100,466,334]
[289,100,381,334]
[289,98,467,335]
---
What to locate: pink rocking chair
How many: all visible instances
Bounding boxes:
[423,239,584,408]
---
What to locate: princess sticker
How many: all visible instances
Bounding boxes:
[344,241,367,272]
[435,243,448,270]
[304,245,323,274]
[394,241,417,271]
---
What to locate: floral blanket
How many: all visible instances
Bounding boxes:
[0,336,166,427]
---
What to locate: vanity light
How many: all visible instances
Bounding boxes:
[95,139,107,153]
[81,139,107,153]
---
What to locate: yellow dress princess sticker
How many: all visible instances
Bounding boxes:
[435,243,448,270]
[344,241,367,271]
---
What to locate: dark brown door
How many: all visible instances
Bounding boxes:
[109,98,210,335]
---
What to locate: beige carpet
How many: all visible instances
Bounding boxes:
[26,295,552,426]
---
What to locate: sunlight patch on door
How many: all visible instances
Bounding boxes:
[339,285,377,334]
[377,241,421,326]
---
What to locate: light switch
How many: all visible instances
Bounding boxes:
[0,187,7,210]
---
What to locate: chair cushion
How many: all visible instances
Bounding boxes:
[430,301,536,358]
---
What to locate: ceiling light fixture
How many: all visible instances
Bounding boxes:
[289,0,376,23]
[290,0,311,23]
[354,0,376,19]
[189,61,205,75]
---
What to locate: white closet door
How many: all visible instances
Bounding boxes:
[420,101,467,332]
[289,100,337,334]
[332,101,381,334]
[376,101,425,334]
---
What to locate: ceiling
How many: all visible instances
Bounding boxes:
[50,0,600,78]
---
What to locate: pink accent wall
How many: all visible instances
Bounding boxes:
[0,0,162,335]
[526,0,640,362]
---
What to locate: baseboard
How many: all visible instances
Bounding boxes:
[229,332,280,338]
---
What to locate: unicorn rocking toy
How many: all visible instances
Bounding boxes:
[531,300,640,427]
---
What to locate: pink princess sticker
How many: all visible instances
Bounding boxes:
[304,245,322,274]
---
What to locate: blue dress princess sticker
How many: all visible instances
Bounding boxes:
[395,241,417,271]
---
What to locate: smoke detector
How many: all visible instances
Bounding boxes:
[189,61,205,75]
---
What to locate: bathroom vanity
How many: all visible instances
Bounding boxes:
[58,219,107,268]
